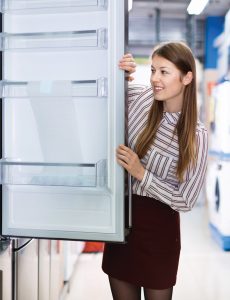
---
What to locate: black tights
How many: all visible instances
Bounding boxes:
[109,277,173,300]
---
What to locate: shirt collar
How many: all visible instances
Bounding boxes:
[163,111,181,125]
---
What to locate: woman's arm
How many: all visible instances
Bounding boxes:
[117,128,208,212]
[137,128,208,212]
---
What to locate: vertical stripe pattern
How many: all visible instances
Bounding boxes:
[128,84,208,212]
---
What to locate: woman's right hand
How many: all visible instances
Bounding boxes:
[119,53,136,82]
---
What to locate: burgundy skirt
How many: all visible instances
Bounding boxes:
[102,194,181,289]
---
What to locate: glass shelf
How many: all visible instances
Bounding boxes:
[0,0,107,13]
[0,78,107,98]
[0,159,107,187]
[0,29,107,51]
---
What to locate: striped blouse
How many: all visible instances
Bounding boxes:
[128,84,208,212]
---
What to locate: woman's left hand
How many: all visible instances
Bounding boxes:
[119,53,136,82]
[116,144,145,181]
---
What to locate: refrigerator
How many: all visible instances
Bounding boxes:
[38,239,51,300]
[62,241,85,283]
[49,240,65,300]
[0,1,128,242]
[15,239,39,300]
[206,80,230,250]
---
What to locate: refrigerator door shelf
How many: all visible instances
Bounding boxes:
[0,29,107,51]
[2,185,118,239]
[0,159,107,188]
[0,78,107,98]
[0,0,107,13]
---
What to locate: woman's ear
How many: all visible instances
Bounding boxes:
[182,71,193,86]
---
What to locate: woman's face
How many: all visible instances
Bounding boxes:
[150,54,186,111]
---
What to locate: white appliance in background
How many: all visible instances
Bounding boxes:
[206,160,230,250]
[206,80,230,250]
[63,241,85,282]
[0,1,128,242]
[209,81,230,154]
[49,240,65,300]
[0,239,12,300]
[15,239,39,300]
[38,240,51,300]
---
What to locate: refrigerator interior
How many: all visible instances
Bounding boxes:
[1,1,126,241]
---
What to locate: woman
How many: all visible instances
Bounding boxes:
[102,42,208,300]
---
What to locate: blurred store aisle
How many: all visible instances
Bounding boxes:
[65,202,230,300]
[174,204,230,300]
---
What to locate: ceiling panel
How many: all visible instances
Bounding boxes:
[129,0,230,60]
[132,0,230,18]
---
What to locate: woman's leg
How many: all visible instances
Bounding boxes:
[108,276,141,300]
[143,287,173,300]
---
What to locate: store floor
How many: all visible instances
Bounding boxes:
[65,203,230,300]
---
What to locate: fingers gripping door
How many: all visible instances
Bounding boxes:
[0,1,127,242]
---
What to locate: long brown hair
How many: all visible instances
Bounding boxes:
[135,42,197,181]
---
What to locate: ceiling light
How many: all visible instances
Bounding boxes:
[187,0,210,15]
[128,0,133,11]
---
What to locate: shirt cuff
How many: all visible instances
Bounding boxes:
[139,169,154,191]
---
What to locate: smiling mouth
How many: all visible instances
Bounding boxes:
[153,87,164,93]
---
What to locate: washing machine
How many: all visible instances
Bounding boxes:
[206,158,230,250]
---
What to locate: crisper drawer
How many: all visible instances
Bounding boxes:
[1,0,126,242]
[2,185,115,239]
[0,158,119,241]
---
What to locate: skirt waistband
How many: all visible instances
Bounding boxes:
[131,193,178,213]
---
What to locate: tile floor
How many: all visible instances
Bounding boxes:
[65,203,230,300]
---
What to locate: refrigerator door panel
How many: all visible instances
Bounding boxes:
[1,1,127,241]
[3,97,108,162]
[4,51,107,80]
[4,186,114,231]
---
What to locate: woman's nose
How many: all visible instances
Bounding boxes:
[151,72,160,82]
